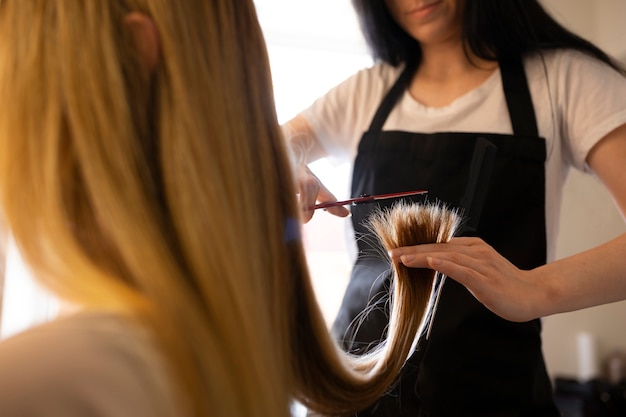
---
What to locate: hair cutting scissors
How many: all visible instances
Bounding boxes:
[308,190,428,211]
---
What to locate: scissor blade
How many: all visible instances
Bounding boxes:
[308,190,427,211]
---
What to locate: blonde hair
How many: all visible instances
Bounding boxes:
[0,1,460,416]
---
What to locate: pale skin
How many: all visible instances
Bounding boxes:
[285,0,626,323]
[124,12,160,75]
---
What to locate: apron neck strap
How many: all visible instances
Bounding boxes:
[499,54,539,137]
[367,60,417,131]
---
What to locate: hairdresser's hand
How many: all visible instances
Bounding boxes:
[297,164,350,223]
[389,237,543,322]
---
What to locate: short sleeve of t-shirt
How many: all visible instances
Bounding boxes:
[540,49,626,171]
[300,63,403,164]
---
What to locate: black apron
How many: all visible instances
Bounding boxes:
[331,56,560,416]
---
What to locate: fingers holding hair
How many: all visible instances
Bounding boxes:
[390,237,540,322]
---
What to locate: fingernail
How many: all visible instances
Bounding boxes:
[400,254,415,263]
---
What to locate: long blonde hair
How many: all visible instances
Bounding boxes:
[0,1,460,416]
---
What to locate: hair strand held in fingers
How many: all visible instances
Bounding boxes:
[366,202,462,355]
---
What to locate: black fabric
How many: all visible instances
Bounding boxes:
[500,55,539,137]
[331,57,560,416]
[458,137,497,233]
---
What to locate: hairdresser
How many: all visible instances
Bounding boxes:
[284,0,626,415]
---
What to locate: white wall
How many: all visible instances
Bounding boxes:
[539,0,626,381]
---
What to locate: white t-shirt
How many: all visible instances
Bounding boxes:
[300,49,626,261]
[0,311,180,416]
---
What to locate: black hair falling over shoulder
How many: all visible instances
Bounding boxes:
[463,0,625,73]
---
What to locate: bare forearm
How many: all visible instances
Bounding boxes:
[391,233,626,322]
[536,232,626,317]
[282,115,326,165]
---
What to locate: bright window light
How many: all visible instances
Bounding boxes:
[256,0,372,324]
[1,239,59,340]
